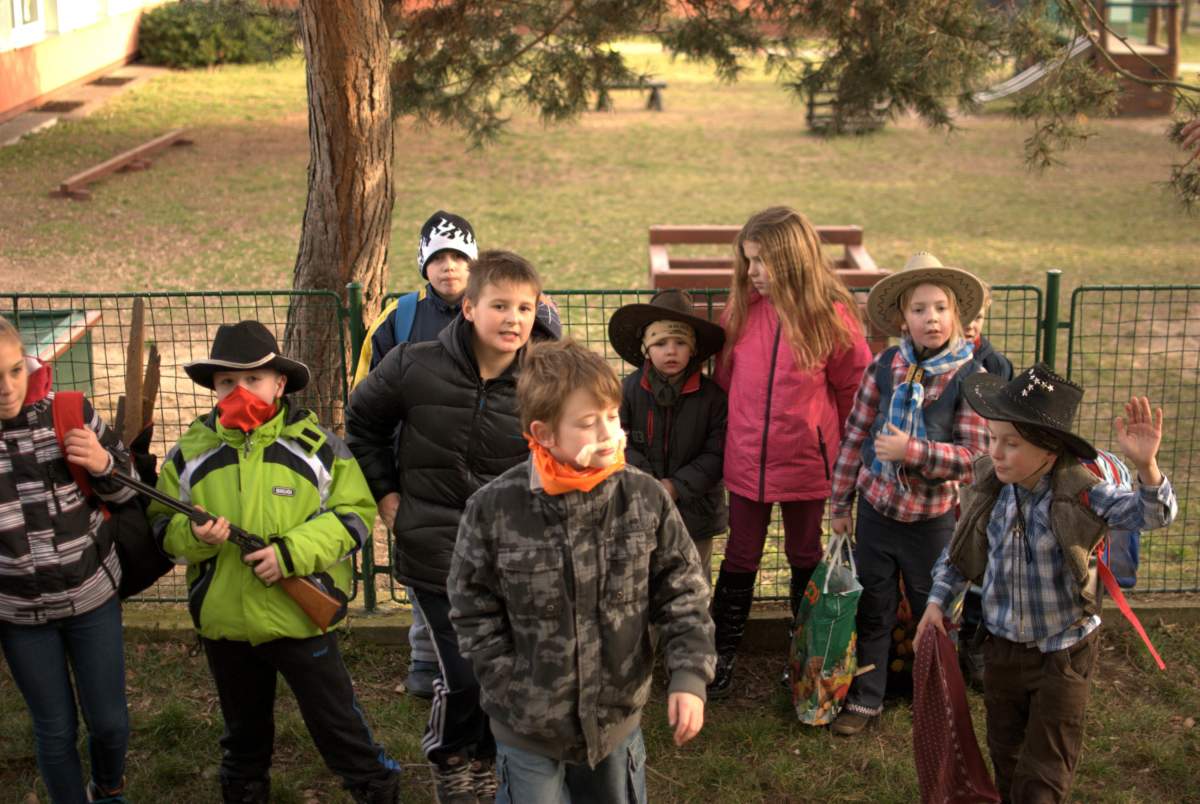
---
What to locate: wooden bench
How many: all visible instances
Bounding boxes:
[53,128,194,200]
[648,224,891,351]
[596,79,667,112]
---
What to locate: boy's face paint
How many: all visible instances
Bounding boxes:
[742,239,771,298]
[0,340,27,419]
[213,369,286,406]
[646,335,694,378]
[902,283,955,351]
[535,388,625,470]
[425,250,471,304]
[987,419,1056,489]
[463,281,538,358]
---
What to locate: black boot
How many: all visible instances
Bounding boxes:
[781,564,817,687]
[707,566,757,699]
[221,778,270,804]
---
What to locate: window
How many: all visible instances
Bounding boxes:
[9,0,45,48]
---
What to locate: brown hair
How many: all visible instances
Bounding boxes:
[518,339,622,432]
[725,206,860,371]
[465,249,543,303]
[0,318,22,349]
[892,281,966,343]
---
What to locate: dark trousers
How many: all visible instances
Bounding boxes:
[202,633,399,790]
[983,630,1099,804]
[411,586,496,766]
[724,492,825,573]
[847,498,954,713]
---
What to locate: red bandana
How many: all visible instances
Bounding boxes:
[217,385,278,433]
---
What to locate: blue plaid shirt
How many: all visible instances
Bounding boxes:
[930,474,1177,652]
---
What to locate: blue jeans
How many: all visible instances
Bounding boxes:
[496,728,647,804]
[0,596,129,804]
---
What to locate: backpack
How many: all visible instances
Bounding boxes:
[1078,451,1163,670]
[1081,449,1139,589]
[51,391,174,599]
[391,291,420,346]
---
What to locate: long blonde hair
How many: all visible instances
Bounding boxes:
[724,207,860,371]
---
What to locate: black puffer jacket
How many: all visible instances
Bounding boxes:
[619,366,728,541]
[345,315,528,593]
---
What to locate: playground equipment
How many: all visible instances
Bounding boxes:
[973,1,1180,116]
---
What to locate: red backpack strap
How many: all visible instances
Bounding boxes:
[51,391,95,500]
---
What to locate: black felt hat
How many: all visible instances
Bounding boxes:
[184,321,310,393]
[607,289,726,368]
[963,363,1097,459]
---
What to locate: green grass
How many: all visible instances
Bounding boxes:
[2,621,1197,802]
[1,45,1198,295]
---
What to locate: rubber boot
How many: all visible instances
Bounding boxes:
[221,778,270,804]
[706,566,757,699]
[781,564,817,687]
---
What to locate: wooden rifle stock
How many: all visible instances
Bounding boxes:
[110,471,345,632]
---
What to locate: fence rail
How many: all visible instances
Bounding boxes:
[2,274,1195,606]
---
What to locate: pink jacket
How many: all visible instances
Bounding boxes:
[716,295,872,502]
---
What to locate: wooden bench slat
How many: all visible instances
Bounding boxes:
[57,129,189,197]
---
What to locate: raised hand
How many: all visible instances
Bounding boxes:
[1114,396,1164,485]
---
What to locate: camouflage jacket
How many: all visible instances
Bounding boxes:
[448,459,716,767]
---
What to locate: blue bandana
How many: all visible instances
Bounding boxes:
[871,336,975,481]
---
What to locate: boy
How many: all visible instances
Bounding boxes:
[351,212,561,700]
[448,339,715,803]
[608,288,728,583]
[150,321,400,804]
[916,366,1177,803]
[963,282,1014,382]
[346,251,546,803]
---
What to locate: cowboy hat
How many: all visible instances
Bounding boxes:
[963,363,1097,459]
[607,289,726,368]
[184,320,310,393]
[866,252,985,338]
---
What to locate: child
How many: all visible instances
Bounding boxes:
[709,206,873,697]
[609,288,728,583]
[350,212,560,700]
[447,338,715,803]
[916,368,1177,802]
[345,251,546,803]
[964,282,1014,382]
[957,282,1014,688]
[828,251,989,736]
[150,321,400,804]
[0,319,134,804]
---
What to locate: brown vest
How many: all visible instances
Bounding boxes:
[949,455,1108,615]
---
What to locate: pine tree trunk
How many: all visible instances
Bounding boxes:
[286,0,392,429]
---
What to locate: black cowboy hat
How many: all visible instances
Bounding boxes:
[183,320,311,393]
[608,289,726,368]
[963,363,1097,460]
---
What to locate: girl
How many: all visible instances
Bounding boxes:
[709,206,872,697]
[0,318,133,803]
[828,252,989,736]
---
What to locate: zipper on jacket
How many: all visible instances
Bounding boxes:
[758,323,783,501]
[817,427,831,481]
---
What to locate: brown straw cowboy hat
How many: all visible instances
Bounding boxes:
[866,252,985,338]
[607,289,726,368]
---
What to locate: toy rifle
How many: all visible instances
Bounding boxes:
[109,470,344,632]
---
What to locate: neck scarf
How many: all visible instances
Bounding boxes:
[527,435,626,495]
[645,362,688,407]
[871,336,975,481]
[218,385,279,433]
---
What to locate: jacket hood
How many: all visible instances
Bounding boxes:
[22,356,52,408]
[189,401,324,454]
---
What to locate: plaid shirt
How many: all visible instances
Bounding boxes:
[830,349,988,522]
[929,475,1177,652]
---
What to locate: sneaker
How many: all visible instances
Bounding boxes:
[470,758,498,803]
[405,659,440,700]
[433,757,478,804]
[830,709,875,737]
[86,780,128,803]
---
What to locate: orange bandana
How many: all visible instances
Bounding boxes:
[526,435,626,495]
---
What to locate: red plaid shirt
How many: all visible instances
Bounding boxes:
[830,349,988,523]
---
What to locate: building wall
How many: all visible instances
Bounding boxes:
[0,1,167,122]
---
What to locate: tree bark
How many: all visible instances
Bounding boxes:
[287,0,392,429]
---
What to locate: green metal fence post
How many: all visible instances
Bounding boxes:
[343,282,376,611]
[1042,270,1061,370]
